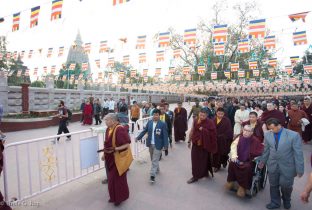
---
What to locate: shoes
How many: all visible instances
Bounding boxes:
[150,176,155,183]
[266,203,280,209]
[222,163,227,168]
[66,137,71,141]
[51,139,59,144]
[187,177,198,184]
[225,182,234,190]
[283,202,291,209]
[237,186,246,198]
[102,179,108,184]
[213,167,220,173]
[114,202,121,206]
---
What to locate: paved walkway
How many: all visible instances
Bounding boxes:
[2,103,312,210]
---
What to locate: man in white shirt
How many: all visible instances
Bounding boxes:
[102,98,110,119]
[108,98,115,113]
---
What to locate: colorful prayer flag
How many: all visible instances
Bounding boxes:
[185,74,192,81]
[290,56,300,66]
[224,71,231,78]
[143,76,148,82]
[249,19,266,39]
[264,35,276,50]
[82,62,88,71]
[268,58,277,68]
[285,66,293,75]
[230,63,239,72]
[69,63,76,70]
[58,47,64,57]
[13,51,18,60]
[143,69,148,77]
[12,12,20,32]
[33,67,38,76]
[136,35,146,49]
[113,0,130,6]
[211,72,217,80]
[155,68,161,76]
[249,61,258,69]
[293,31,308,46]
[30,6,40,28]
[51,65,56,75]
[214,42,225,55]
[173,49,181,59]
[169,67,175,75]
[268,68,275,75]
[47,48,53,58]
[303,76,310,84]
[238,39,249,53]
[108,57,114,67]
[6,52,11,59]
[198,65,205,75]
[43,66,48,74]
[303,64,312,74]
[123,55,130,66]
[275,78,283,85]
[183,66,191,75]
[130,69,136,78]
[17,70,22,77]
[84,43,91,54]
[213,24,227,43]
[51,0,63,21]
[98,72,103,79]
[253,69,260,77]
[95,59,100,68]
[158,32,170,47]
[238,70,245,78]
[139,53,146,63]
[156,51,164,62]
[175,75,181,81]
[25,69,30,76]
[288,12,310,22]
[184,28,197,45]
[99,41,108,53]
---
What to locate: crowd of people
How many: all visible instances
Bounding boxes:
[98,95,312,209]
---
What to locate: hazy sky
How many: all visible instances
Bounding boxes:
[0,0,311,79]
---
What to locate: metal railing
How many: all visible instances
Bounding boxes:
[2,129,105,202]
[2,117,153,203]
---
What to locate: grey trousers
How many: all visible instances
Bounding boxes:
[268,170,294,206]
[149,145,162,177]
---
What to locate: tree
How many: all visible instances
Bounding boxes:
[167,0,274,83]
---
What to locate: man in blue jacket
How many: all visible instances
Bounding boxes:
[136,109,168,183]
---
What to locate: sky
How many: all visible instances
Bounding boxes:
[0,0,311,81]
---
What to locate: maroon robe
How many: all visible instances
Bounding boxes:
[227,136,263,189]
[173,107,188,142]
[288,109,307,136]
[104,125,131,204]
[83,104,93,125]
[0,142,12,210]
[302,104,312,142]
[261,109,286,127]
[212,116,233,169]
[242,120,264,143]
[190,118,217,179]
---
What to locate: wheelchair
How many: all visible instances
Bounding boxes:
[249,157,268,197]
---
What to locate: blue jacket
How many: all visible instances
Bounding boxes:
[136,120,168,150]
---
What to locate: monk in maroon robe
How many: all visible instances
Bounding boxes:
[83,100,93,125]
[0,141,12,210]
[103,114,131,206]
[212,108,233,172]
[288,102,308,136]
[187,109,217,184]
[261,102,286,128]
[242,111,264,143]
[302,96,312,143]
[226,125,263,197]
[173,102,188,142]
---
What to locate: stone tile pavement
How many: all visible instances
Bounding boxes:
[2,103,312,210]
